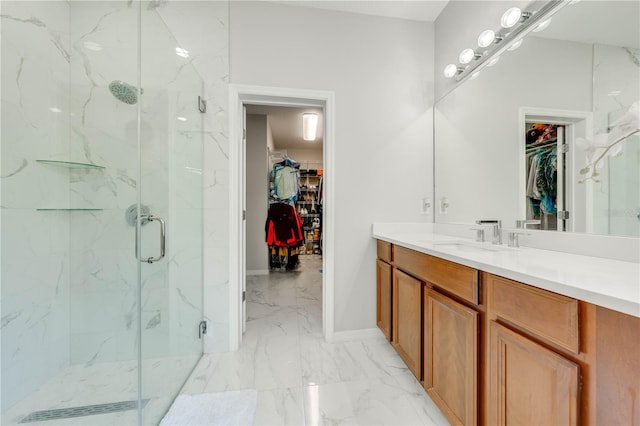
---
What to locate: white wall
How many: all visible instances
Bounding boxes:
[246,114,269,272]
[230,2,434,332]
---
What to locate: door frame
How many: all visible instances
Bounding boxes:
[518,107,593,232]
[229,84,336,350]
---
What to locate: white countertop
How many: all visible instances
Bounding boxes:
[373,227,640,318]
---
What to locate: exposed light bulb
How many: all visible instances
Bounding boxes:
[487,56,500,67]
[507,39,523,51]
[49,107,62,113]
[459,48,475,64]
[177,116,187,122]
[501,7,522,28]
[443,64,459,78]
[477,30,496,48]
[533,18,552,32]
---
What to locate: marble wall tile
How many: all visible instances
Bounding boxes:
[1,0,72,411]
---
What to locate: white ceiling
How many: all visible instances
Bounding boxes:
[269,0,449,23]
[246,104,324,150]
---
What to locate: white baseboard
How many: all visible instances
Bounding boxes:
[329,327,384,343]
[246,269,269,276]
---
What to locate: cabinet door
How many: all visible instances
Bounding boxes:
[489,321,579,426]
[376,259,392,341]
[392,269,422,379]
[424,287,477,426]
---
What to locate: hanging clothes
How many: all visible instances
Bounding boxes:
[265,202,304,270]
[271,157,300,203]
[526,147,557,219]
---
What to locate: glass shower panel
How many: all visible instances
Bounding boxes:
[1,1,141,424]
[138,8,204,424]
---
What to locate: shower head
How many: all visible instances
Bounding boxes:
[108,80,142,105]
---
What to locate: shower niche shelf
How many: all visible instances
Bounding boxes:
[36,160,106,170]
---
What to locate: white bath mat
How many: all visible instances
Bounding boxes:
[160,390,258,425]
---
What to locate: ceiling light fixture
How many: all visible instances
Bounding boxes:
[477,30,496,48]
[501,7,522,28]
[303,113,318,141]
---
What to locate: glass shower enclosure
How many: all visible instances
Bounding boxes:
[1,1,204,424]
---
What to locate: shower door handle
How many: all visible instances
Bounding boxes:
[136,215,166,264]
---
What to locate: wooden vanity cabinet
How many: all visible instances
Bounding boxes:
[424,287,478,426]
[487,273,581,426]
[376,259,392,340]
[376,241,393,341]
[392,268,423,379]
[375,240,640,426]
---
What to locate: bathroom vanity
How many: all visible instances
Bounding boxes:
[374,228,639,426]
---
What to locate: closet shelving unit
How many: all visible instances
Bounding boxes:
[297,160,322,255]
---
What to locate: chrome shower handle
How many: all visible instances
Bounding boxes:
[136,215,166,264]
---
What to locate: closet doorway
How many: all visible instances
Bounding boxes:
[229,85,335,350]
[518,108,593,233]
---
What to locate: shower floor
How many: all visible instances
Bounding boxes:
[2,355,199,425]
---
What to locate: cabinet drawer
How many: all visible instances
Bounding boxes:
[395,246,479,305]
[488,274,579,354]
[377,240,393,263]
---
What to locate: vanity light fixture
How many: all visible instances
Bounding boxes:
[303,113,318,141]
[501,7,529,28]
[459,48,481,64]
[477,30,496,48]
[533,18,552,32]
[442,1,569,84]
[443,64,464,79]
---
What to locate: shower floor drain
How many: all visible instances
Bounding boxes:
[19,399,149,423]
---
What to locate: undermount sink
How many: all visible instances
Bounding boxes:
[432,241,512,253]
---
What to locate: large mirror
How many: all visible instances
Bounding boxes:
[434,0,640,237]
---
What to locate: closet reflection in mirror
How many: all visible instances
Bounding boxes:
[434,0,640,237]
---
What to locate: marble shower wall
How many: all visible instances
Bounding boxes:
[157,1,231,354]
[1,1,73,410]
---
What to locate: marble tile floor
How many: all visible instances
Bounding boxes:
[1,355,199,426]
[177,255,450,425]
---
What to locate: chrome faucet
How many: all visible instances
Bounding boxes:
[475,220,502,244]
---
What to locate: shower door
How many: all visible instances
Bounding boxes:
[0,2,203,425]
[137,7,205,426]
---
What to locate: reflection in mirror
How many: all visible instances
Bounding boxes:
[434,0,640,237]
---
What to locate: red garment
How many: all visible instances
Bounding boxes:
[265,203,303,247]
